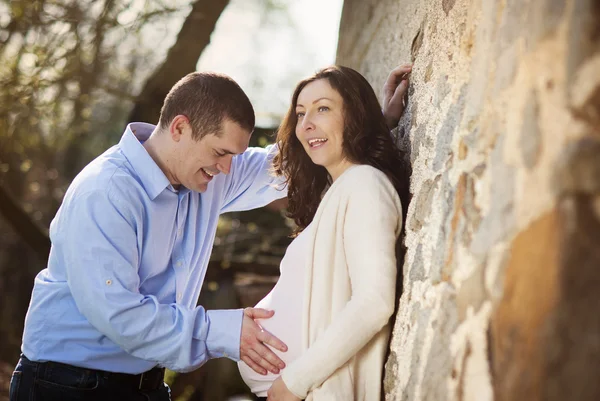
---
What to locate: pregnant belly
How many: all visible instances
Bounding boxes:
[238,279,304,396]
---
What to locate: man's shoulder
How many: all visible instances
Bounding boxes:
[67,148,145,204]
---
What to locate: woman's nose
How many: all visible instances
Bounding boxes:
[301,115,315,131]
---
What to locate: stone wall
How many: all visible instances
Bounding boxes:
[336,0,600,400]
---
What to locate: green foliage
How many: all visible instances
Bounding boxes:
[0,0,183,221]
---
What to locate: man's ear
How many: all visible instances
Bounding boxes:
[169,115,190,142]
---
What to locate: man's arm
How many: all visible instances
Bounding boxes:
[57,187,240,372]
[220,144,287,214]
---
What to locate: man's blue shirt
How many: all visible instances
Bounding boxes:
[21,123,286,373]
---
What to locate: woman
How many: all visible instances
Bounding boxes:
[238,64,411,401]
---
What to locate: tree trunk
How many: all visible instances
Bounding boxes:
[0,0,232,260]
[0,184,50,261]
[128,0,231,125]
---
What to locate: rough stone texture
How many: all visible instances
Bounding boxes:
[409,176,441,231]
[520,90,542,170]
[336,0,600,400]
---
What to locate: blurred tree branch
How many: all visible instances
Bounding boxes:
[128,0,231,124]
[62,0,118,178]
[0,184,50,260]
[0,0,233,261]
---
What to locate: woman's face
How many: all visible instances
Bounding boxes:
[295,79,351,180]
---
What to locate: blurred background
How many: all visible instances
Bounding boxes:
[0,0,344,399]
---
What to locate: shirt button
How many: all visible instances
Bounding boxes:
[177,293,182,302]
[175,261,182,267]
[105,279,112,286]
[223,352,228,358]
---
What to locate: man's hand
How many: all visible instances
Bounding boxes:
[267,377,301,401]
[382,63,412,129]
[240,308,288,375]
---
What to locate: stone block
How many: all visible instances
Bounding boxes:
[520,89,542,170]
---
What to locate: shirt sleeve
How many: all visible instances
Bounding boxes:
[220,144,287,213]
[57,186,243,372]
[281,171,403,398]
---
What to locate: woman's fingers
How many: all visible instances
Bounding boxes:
[384,64,412,95]
[382,63,412,128]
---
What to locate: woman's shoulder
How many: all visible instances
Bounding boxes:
[339,165,395,190]
[338,165,401,208]
[346,164,385,177]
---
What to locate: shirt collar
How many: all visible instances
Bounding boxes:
[119,122,173,200]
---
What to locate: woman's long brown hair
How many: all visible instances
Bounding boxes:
[273,65,410,234]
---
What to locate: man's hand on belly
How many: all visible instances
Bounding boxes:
[240,307,288,375]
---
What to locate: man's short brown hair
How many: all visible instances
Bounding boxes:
[158,72,255,140]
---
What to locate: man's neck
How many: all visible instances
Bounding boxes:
[142,130,179,187]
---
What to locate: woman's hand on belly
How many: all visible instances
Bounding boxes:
[267,377,302,401]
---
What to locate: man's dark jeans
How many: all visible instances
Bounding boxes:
[9,355,171,401]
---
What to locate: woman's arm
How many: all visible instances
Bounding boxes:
[383,63,412,129]
[280,169,403,399]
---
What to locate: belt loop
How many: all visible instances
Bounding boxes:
[35,359,45,382]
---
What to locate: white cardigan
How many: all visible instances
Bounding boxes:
[281,165,403,401]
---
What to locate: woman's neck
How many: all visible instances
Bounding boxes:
[327,159,357,182]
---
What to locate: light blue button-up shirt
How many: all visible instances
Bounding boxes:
[21,123,286,374]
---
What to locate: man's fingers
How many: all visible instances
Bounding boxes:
[245,307,275,319]
[255,341,286,370]
[249,347,281,374]
[240,310,287,374]
[257,343,285,369]
[258,328,288,353]
[242,354,267,376]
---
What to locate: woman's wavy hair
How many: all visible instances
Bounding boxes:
[273,65,410,234]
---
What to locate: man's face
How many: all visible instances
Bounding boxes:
[171,118,251,192]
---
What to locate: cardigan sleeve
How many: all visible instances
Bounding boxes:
[281,168,403,398]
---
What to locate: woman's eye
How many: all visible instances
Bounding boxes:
[318,106,329,112]
[296,112,305,118]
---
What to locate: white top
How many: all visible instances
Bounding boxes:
[238,223,313,396]
[281,165,402,401]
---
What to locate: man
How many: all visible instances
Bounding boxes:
[10,65,411,401]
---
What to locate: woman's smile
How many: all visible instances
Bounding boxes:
[307,138,328,149]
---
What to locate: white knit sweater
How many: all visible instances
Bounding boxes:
[281,164,403,401]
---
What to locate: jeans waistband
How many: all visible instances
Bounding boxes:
[21,354,165,391]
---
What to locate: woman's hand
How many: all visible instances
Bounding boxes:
[382,63,412,129]
[267,377,302,401]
